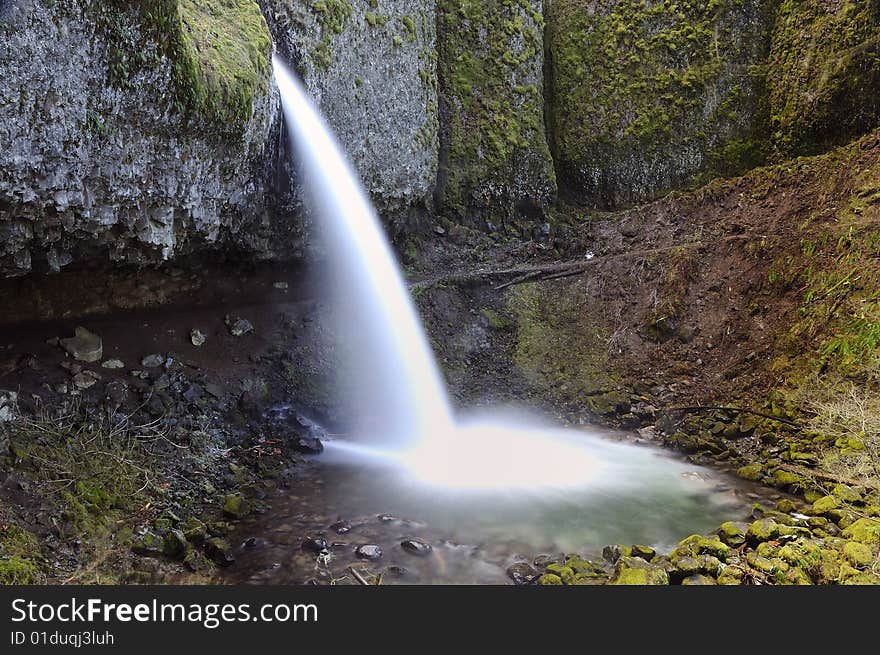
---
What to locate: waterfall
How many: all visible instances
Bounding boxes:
[273,56,454,446]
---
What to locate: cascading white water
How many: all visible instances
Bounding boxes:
[274,56,454,444]
[274,56,603,489]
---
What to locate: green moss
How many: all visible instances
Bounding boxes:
[507,283,621,404]
[312,0,353,68]
[547,0,772,206]
[437,0,555,221]
[92,0,271,130]
[766,0,880,155]
[0,525,42,584]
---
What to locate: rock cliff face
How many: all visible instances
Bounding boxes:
[0,0,284,278]
[546,0,773,209]
[262,0,438,229]
[3,0,880,280]
[436,0,556,226]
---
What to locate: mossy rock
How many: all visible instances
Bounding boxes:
[437,0,556,221]
[766,0,880,156]
[736,464,763,481]
[681,574,717,586]
[539,573,563,585]
[775,499,798,514]
[812,495,840,515]
[747,518,781,544]
[547,0,772,207]
[545,563,577,585]
[630,545,656,562]
[132,531,166,557]
[0,526,42,584]
[717,521,747,547]
[695,537,730,561]
[222,493,251,519]
[717,566,745,585]
[843,541,874,568]
[94,0,272,129]
[841,518,880,545]
[608,557,669,586]
[182,517,208,543]
[832,484,863,504]
[842,572,880,585]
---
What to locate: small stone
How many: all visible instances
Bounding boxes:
[141,354,164,368]
[222,493,250,519]
[190,329,207,347]
[0,390,17,423]
[225,316,253,337]
[401,539,432,556]
[60,327,103,363]
[331,521,351,535]
[72,371,100,390]
[355,544,383,561]
[204,538,235,566]
[293,435,324,454]
[101,359,125,369]
[273,282,289,290]
[507,561,539,585]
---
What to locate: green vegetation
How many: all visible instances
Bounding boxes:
[437,0,555,220]
[507,283,620,408]
[0,525,42,584]
[547,0,772,205]
[312,0,353,68]
[92,0,272,129]
[6,409,162,538]
[767,0,880,155]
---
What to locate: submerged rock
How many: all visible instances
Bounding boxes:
[101,359,125,369]
[401,539,432,557]
[225,316,254,337]
[190,329,207,347]
[355,545,383,561]
[60,327,102,363]
[141,354,165,368]
[302,537,329,554]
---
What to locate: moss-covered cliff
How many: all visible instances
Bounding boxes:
[547,0,773,209]
[436,0,556,225]
[766,0,880,156]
